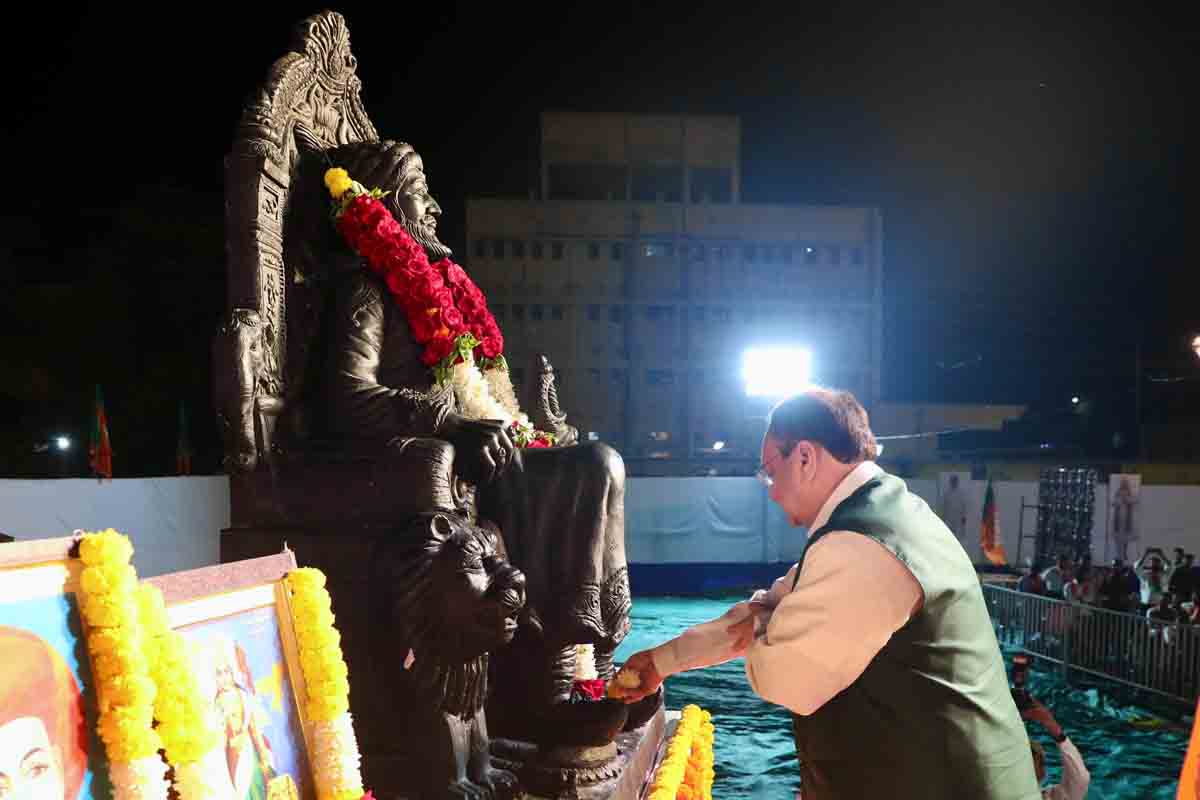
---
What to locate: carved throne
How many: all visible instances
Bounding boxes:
[214,11,487,792]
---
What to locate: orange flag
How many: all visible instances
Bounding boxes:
[1178,697,1200,799]
[88,384,113,480]
[980,478,1008,565]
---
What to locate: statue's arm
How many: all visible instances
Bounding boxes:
[327,273,456,440]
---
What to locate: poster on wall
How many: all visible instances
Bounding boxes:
[1108,473,1141,562]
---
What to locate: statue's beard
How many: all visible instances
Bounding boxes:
[400,213,452,262]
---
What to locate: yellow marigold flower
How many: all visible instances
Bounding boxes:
[324,168,354,200]
[82,596,137,629]
[81,562,137,597]
[136,584,170,634]
[79,529,134,566]
[289,567,328,591]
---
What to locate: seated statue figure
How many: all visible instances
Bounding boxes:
[301,139,634,742]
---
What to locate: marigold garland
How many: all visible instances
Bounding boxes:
[285,567,366,800]
[77,529,169,800]
[136,583,224,798]
[646,704,716,800]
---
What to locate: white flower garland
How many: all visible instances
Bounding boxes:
[450,358,531,427]
[308,712,365,800]
[574,643,598,681]
[108,755,169,800]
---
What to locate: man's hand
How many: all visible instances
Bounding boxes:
[727,612,757,652]
[1021,698,1064,739]
[608,650,664,704]
[441,414,516,485]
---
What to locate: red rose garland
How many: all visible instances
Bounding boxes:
[324,168,553,449]
[332,191,505,372]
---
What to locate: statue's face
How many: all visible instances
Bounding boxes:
[397,169,442,241]
[394,158,451,260]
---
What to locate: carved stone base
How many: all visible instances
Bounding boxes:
[491,706,666,800]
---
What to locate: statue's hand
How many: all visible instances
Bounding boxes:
[441,414,516,485]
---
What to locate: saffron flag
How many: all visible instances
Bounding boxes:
[88,384,113,479]
[1179,697,1200,799]
[980,478,1008,565]
[176,401,192,475]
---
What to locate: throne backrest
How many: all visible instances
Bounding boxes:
[217,11,378,471]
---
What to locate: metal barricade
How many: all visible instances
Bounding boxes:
[983,584,1200,704]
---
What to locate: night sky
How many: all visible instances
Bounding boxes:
[0,3,1192,474]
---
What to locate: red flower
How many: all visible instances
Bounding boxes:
[421,336,455,366]
[572,679,606,700]
[332,191,508,373]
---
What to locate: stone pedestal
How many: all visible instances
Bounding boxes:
[492,706,667,800]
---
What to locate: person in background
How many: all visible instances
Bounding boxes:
[1041,556,1071,597]
[1170,553,1196,600]
[1018,561,1046,596]
[1135,547,1170,608]
[1023,697,1090,800]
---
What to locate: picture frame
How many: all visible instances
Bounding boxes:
[146,550,315,800]
[0,534,113,799]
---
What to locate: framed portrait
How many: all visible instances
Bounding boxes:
[0,534,113,799]
[146,551,315,800]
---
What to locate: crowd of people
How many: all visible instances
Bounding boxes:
[1017,546,1200,625]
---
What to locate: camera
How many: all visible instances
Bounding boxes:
[1010,653,1033,711]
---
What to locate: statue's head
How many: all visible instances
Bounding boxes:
[327,139,451,261]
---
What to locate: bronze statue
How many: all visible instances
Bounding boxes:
[216,11,661,796]
[373,513,524,799]
[306,138,632,741]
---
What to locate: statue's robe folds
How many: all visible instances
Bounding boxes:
[320,271,631,662]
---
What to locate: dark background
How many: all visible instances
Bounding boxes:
[0,3,1192,475]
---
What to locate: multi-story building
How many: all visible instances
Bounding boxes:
[466,112,883,472]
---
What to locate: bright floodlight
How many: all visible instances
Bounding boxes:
[1192,334,1200,359]
[55,436,71,451]
[1071,396,1080,405]
[712,441,725,451]
[743,347,813,398]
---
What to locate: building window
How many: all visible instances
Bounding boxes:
[608,306,624,324]
[852,247,865,265]
[646,305,674,321]
[552,242,564,260]
[588,242,600,260]
[532,241,544,259]
[512,304,526,321]
[531,304,544,321]
[610,369,626,384]
[829,245,841,265]
[551,305,564,321]
[717,246,730,262]
[474,239,486,258]
[642,243,675,259]
[691,244,707,262]
[804,245,818,265]
[587,304,601,321]
[512,240,525,259]
[611,242,624,261]
[647,369,675,385]
[713,307,731,323]
[632,166,683,203]
[689,167,733,204]
[492,240,505,259]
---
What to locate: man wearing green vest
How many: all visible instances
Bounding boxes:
[612,387,1040,798]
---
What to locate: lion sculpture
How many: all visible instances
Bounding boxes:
[371,513,526,799]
